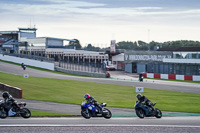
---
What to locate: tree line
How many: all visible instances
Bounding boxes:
[68,39,200,51]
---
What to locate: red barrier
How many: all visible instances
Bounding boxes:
[19,89,23,99]
[142,73,147,78]
[184,75,193,81]
[168,74,176,80]
[154,73,161,79]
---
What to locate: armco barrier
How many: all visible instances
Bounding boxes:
[184,75,193,81]
[0,82,22,98]
[154,73,161,79]
[142,73,147,78]
[168,74,176,80]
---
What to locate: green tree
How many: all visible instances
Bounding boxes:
[116,41,137,50]
[68,39,82,49]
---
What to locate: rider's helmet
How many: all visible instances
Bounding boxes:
[84,93,90,100]
[2,91,9,99]
[136,93,142,100]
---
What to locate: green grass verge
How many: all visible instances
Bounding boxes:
[0,59,90,77]
[31,110,78,117]
[0,72,200,113]
[145,78,200,84]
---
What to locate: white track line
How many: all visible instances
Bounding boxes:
[0,124,200,128]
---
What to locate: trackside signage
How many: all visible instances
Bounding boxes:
[125,55,171,61]
[23,74,29,78]
[136,87,144,93]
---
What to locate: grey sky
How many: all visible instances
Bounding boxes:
[0,0,200,46]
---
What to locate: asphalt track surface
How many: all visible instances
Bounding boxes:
[1,117,200,133]
[0,62,200,94]
[1,61,200,132]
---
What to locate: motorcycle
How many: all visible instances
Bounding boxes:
[21,63,26,70]
[139,73,144,82]
[0,100,31,119]
[22,65,26,70]
[81,101,112,119]
[134,100,162,119]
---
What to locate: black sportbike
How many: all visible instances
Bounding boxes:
[0,100,31,119]
[134,100,162,119]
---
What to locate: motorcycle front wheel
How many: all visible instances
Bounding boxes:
[135,109,145,118]
[102,108,112,119]
[0,109,7,119]
[20,108,31,118]
[81,110,91,119]
[154,108,162,118]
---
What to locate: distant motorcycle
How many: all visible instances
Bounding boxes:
[0,100,31,119]
[81,101,112,119]
[139,73,144,82]
[21,63,26,70]
[134,100,162,119]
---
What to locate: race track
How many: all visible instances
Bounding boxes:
[1,117,200,133]
[1,62,200,132]
[0,62,200,94]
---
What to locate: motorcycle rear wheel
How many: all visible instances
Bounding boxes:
[103,108,112,119]
[20,108,31,118]
[81,110,91,119]
[135,109,145,118]
[154,108,162,118]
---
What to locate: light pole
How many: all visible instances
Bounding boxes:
[148,29,150,51]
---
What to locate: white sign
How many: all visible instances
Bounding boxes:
[125,55,172,61]
[136,87,144,93]
[23,74,29,78]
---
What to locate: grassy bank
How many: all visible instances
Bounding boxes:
[31,110,78,117]
[0,72,200,113]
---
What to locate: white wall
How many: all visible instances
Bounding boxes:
[0,54,54,70]
[176,75,184,80]
[163,59,200,64]
[193,76,200,81]
[112,53,124,62]
[47,38,63,47]
[161,74,168,79]
[147,73,154,78]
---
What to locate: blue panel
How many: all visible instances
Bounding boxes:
[125,63,132,73]
[137,64,145,74]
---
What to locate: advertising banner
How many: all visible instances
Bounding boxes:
[136,87,144,93]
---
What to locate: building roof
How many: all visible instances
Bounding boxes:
[158,47,200,52]
[38,37,75,42]
[0,31,19,34]
[18,27,37,31]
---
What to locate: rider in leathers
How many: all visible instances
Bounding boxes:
[136,93,155,109]
[84,94,102,115]
[2,91,17,116]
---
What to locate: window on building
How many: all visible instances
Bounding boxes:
[185,65,191,75]
[163,64,169,74]
[179,64,185,75]
[174,64,180,74]
[191,53,197,59]
[197,65,200,75]
[169,64,174,74]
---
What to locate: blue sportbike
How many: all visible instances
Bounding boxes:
[81,101,112,119]
[134,100,162,119]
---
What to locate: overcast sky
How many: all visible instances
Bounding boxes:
[0,0,200,47]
